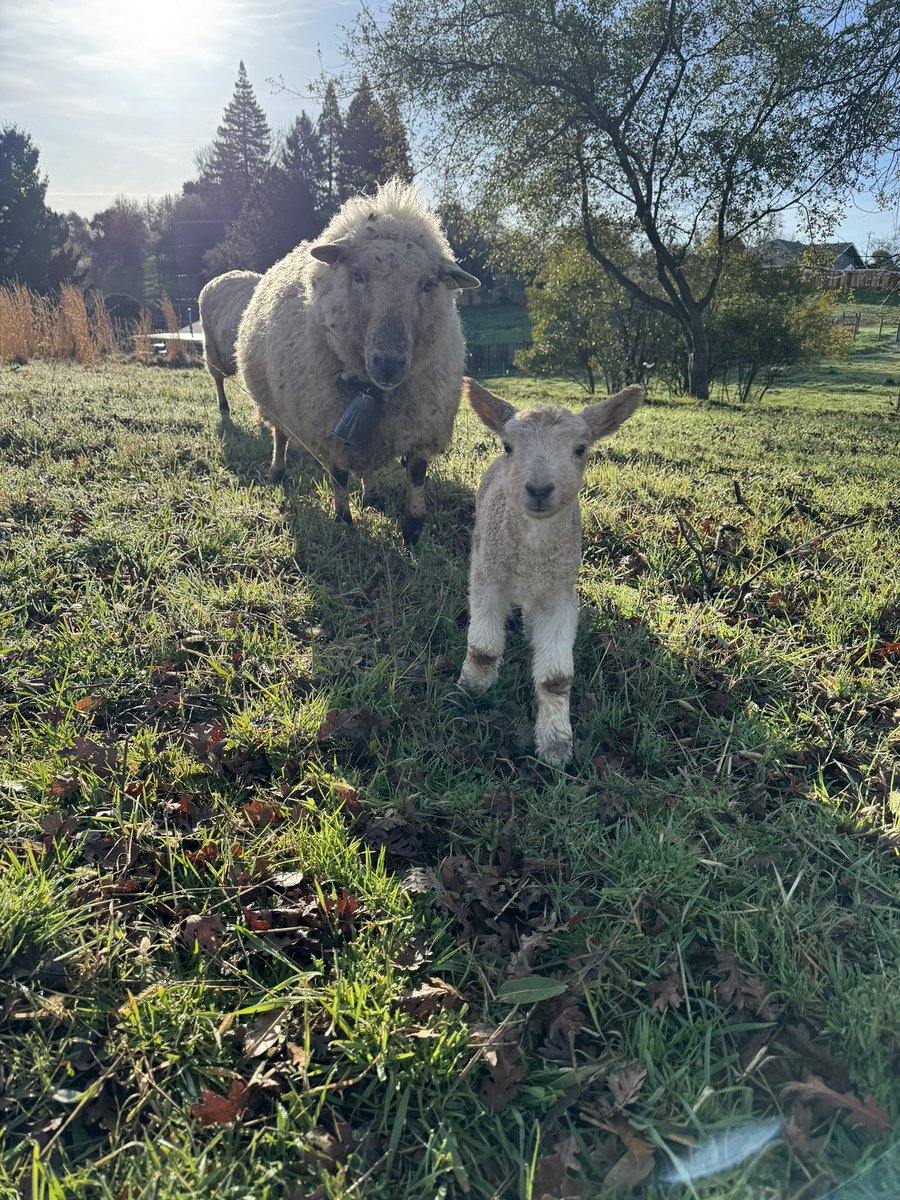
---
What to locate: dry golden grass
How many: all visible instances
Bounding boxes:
[0,283,125,365]
[134,308,155,364]
[159,296,186,365]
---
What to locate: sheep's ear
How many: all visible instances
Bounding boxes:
[464,377,517,432]
[439,259,481,289]
[582,385,643,442]
[310,241,349,265]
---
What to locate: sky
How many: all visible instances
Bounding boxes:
[1,0,898,251]
[0,0,356,216]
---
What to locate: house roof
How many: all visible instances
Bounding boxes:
[760,239,864,269]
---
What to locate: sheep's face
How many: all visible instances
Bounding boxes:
[311,236,479,391]
[464,377,644,521]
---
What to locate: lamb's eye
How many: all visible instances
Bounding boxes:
[503,442,513,456]
[574,444,587,458]
[351,266,366,284]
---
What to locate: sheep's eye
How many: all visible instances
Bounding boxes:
[574,444,587,458]
[422,279,435,293]
[351,266,366,284]
[503,442,513,456]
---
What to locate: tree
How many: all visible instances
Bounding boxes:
[517,235,682,393]
[198,62,271,220]
[89,197,149,287]
[317,81,344,213]
[205,112,328,274]
[379,95,413,183]
[0,125,66,289]
[707,250,852,402]
[340,76,390,194]
[349,0,900,398]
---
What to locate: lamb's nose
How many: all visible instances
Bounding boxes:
[525,483,555,503]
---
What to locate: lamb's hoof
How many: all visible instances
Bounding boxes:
[400,513,424,547]
[270,466,286,484]
[456,673,489,699]
[537,736,573,768]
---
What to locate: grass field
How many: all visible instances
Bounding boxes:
[0,328,898,1199]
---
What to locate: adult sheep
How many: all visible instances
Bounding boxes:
[198,270,262,415]
[236,180,479,544]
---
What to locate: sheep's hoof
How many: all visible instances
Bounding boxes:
[364,492,387,513]
[270,465,286,484]
[400,513,425,546]
[335,508,353,527]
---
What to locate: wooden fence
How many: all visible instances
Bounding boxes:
[820,270,900,292]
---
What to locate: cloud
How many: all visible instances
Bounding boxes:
[0,0,331,215]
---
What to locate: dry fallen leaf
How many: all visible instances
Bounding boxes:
[782,1074,890,1135]
[190,1078,250,1125]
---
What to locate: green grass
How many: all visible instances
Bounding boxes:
[460,303,531,346]
[0,338,898,1199]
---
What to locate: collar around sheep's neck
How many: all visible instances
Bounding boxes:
[337,373,384,402]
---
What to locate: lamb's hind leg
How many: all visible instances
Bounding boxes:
[526,591,578,766]
[458,584,509,696]
[270,427,288,482]
[400,455,428,546]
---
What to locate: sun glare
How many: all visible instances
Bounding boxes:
[78,0,232,71]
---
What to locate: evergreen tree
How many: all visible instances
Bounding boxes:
[280,111,326,213]
[199,62,272,220]
[0,125,65,289]
[340,76,390,195]
[317,81,344,212]
[206,112,328,274]
[379,95,413,183]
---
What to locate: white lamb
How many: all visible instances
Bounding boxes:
[458,377,643,766]
[198,270,262,415]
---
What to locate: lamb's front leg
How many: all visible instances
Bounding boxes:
[458,583,510,696]
[526,590,578,766]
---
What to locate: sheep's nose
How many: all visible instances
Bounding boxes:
[370,350,408,386]
[525,482,555,503]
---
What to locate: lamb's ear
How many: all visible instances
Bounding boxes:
[310,241,350,265]
[463,377,517,432]
[439,259,481,289]
[582,385,643,442]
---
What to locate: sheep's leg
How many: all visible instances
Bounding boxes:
[213,371,229,416]
[362,472,386,512]
[330,468,353,526]
[400,456,428,546]
[458,585,509,696]
[270,428,288,482]
[527,591,578,766]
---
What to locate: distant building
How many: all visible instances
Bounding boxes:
[759,239,865,272]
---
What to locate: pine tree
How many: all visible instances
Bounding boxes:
[206,112,328,274]
[339,77,389,196]
[316,81,344,213]
[379,95,413,183]
[280,112,326,211]
[200,62,271,220]
[0,125,66,289]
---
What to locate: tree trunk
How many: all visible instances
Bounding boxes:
[687,314,711,401]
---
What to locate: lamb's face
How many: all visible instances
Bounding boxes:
[312,236,476,391]
[499,408,594,519]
